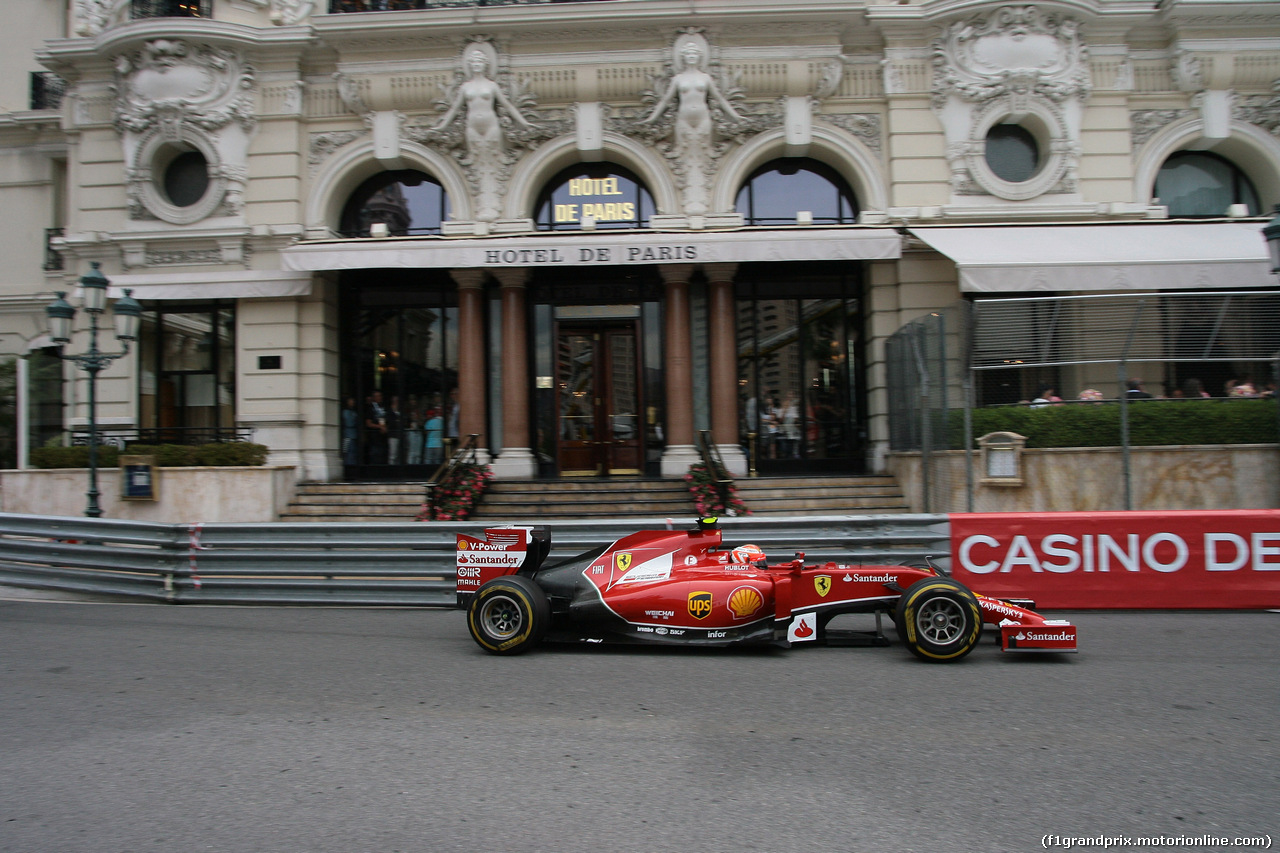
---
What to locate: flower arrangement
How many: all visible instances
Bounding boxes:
[684,462,750,517]
[418,462,493,521]
[1077,389,1104,402]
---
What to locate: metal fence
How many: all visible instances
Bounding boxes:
[0,512,951,605]
[886,291,1280,511]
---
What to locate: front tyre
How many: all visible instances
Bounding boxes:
[467,575,551,655]
[895,577,983,663]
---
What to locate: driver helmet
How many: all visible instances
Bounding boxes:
[730,544,766,564]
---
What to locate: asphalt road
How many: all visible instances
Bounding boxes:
[1,596,1277,853]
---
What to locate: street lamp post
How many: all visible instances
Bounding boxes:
[46,262,142,518]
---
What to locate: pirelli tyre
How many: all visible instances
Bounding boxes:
[467,575,551,655]
[894,577,984,663]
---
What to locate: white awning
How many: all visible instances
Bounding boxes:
[281,227,902,272]
[106,270,313,301]
[908,223,1273,293]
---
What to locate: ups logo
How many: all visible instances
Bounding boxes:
[688,591,713,620]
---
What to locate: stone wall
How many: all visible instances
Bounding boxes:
[0,466,298,523]
[887,445,1280,513]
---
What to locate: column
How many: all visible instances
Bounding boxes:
[489,268,536,479]
[659,264,700,477]
[450,269,491,465]
[704,263,747,476]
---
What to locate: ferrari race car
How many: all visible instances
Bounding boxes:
[456,518,1077,662]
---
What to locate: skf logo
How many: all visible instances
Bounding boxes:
[688,591,713,620]
[814,575,832,597]
[616,553,632,572]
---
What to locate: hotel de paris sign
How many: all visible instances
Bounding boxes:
[284,228,903,272]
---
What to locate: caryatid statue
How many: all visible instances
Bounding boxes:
[429,43,539,223]
[639,33,745,216]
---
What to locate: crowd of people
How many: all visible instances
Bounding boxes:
[1023,377,1276,407]
[342,388,458,467]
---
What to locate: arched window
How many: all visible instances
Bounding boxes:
[339,170,449,237]
[735,159,858,226]
[1154,152,1261,218]
[534,164,654,231]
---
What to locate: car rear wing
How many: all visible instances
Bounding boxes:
[455,526,551,608]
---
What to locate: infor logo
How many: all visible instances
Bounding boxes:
[688,591,713,620]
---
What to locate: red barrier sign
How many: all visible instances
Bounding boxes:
[950,510,1280,609]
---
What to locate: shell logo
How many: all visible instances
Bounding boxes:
[457,541,468,551]
[727,586,764,619]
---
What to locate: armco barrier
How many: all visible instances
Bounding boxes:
[951,510,1280,609]
[0,512,951,605]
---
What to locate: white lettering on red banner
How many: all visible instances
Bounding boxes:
[950,511,1280,609]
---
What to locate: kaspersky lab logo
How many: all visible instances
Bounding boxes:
[688,591,713,620]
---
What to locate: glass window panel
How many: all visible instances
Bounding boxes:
[535,164,653,231]
[1156,152,1261,218]
[735,158,858,226]
[985,124,1040,183]
[340,170,449,237]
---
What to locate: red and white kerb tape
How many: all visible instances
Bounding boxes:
[186,522,208,589]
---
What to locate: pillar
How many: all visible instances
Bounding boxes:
[704,263,747,477]
[450,269,491,465]
[489,268,536,479]
[659,264,700,477]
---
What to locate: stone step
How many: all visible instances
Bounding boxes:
[279,474,908,522]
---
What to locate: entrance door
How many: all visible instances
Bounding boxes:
[556,324,642,476]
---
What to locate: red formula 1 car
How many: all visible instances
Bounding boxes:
[456,518,1077,662]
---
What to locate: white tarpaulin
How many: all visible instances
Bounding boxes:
[908,222,1273,292]
[281,228,902,271]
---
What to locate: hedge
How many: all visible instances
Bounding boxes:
[30,442,270,469]
[947,398,1278,449]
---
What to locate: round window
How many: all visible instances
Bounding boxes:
[163,150,210,208]
[985,124,1041,184]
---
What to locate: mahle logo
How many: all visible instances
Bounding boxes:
[688,591,713,620]
[616,552,632,572]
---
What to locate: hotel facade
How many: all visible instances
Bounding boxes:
[2,0,1277,487]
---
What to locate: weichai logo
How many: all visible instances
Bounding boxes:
[688,591,713,620]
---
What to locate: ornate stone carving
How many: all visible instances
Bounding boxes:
[1234,81,1280,138]
[819,113,883,157]
[114,40,256,135]
[931,5,1090,202]
[1172,49,1204,93]
[620,30,776,216]
[112,39,257,226]
[308,130,368,171]
[932,5,1090,108]
[1129,109,1194,149]
[74,0,129,38]
[268,0,316,26]
[406,39,560,223]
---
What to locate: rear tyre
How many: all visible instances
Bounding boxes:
[894,577,983,663]
[467,575,551,655]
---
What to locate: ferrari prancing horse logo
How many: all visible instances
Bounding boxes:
[814,575,832,597]
[616,553,632,572]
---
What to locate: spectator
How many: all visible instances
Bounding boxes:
[1125,378,1153,399]
[1030,383,1061,408]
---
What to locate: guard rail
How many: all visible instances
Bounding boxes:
[0,512,951,605]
